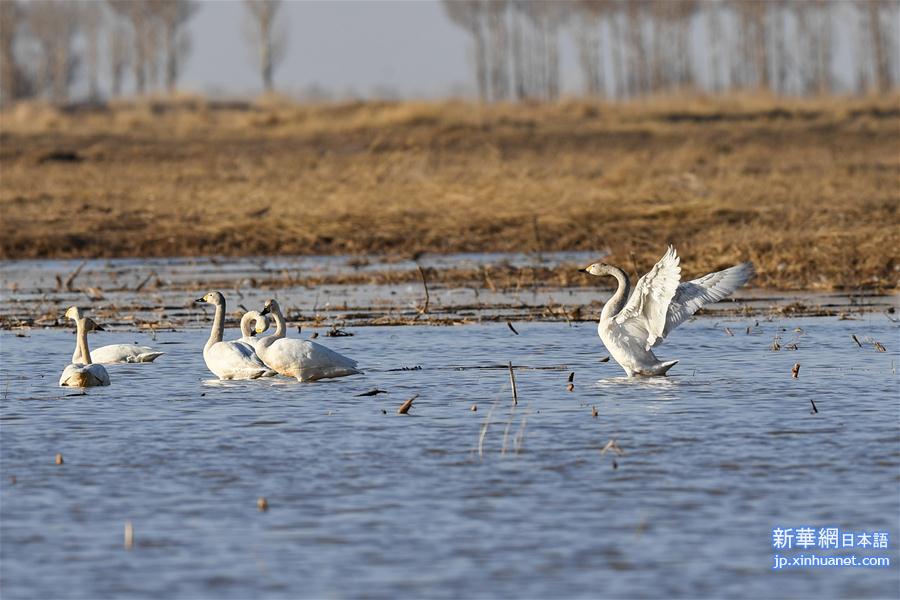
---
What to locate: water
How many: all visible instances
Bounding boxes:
[1,315,898,599]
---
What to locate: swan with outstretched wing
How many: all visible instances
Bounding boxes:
[580,246,754,376]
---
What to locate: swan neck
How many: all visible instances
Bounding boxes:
[601,266,631,321]
[272,306,286,339]
[208,302,225,347]
[76,319,92,365]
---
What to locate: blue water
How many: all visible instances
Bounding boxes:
[1,315,898,599]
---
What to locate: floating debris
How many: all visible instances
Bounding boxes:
[309,332,318,339]
[124,521,134,550]
[591,406,598,417]
[874,341,887,352]
[809,398,818,414]
[724,327,734,336]
[397,394,418,415]
[257,497,269,512]
[785,343,799,351]
[770,337,782,351]
[599,356,610,363]
[355,388,388,397]
[568,372,575,383]
[792,363,801,378]
[600,439,624,456]
[326,325,353,337]
[567,383,575,392]
[507,321,519,335]
[9,476,16,485]
[470,404,477,412]
[55,453,64,465]
[851,334,862,348]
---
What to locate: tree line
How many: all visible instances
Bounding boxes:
[444,0,900,102]
[1,0,897,106]
[0,0,286,105]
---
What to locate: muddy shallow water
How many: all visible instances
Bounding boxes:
[1,311,898,599]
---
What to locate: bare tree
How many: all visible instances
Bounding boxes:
[443,0,488,102]
[154,0,198,93]
[244,0,288,93]
[27,0,80,103]
[81,1,104,99]
[108,11,130,97]
[109,0,151,94]
[0,0,29,104]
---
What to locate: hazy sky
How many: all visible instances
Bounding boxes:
[184,1,480,98]
[181,0,583,98]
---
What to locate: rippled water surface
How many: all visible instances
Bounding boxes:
[1,314,898,599]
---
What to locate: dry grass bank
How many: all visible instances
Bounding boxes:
[1,95,898,289]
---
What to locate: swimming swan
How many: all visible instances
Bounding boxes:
[580,245,754,377]
[257,298,362,381]
[195,292,274,380]
[59,315,111,387]
[65,306,164,364]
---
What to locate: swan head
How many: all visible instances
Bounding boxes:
[255,314,269,334]
[82,317,105,332]
[578,262,612,277]
[195,291,225,306]
[64,306,84,320]
[259,298,281,317]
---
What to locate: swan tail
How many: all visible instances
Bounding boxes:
[635,360,679,377]
[134,352,165,363]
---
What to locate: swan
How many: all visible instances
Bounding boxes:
[59,315,110,387]
[195,291,274,380]
[239,310,269,350]
[580,245,754,377]
[257,298,362,381]
[65,306,164,364]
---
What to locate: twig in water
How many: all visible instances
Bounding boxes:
[478,397,501,458]
[397,394,418,415]
[134,271,156,292]
[599,356,610,363]
[591,406,598,417]
[55,453,64,465]
[356,388,388,397]
[809,398,818,414]
[568,372,575,383]
[508,361,517,405]
[124,521,134,550]
[851,334,862,347]
[874,341,887,352]
[507,321,519,335]
[63,260,87,292]
[257,497,269,511]
[413,263,430,320]
[792,363,801,378]
[724,327,734,336]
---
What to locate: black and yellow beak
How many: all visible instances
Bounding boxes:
[194,297,206,303]
[260,305,271,316]
[577,268,588,273]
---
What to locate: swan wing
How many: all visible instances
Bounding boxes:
[265,339,360,381]
[614,245,682,349]
[657,261,755,343]
[207,341,268,377]
[59,363,110,386]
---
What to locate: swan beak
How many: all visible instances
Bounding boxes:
[577,268,588,273]
[194,297,206,304]
[95,324,106,332]
[260,306,270,316]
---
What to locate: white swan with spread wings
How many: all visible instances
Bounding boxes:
[580,246,754,376]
